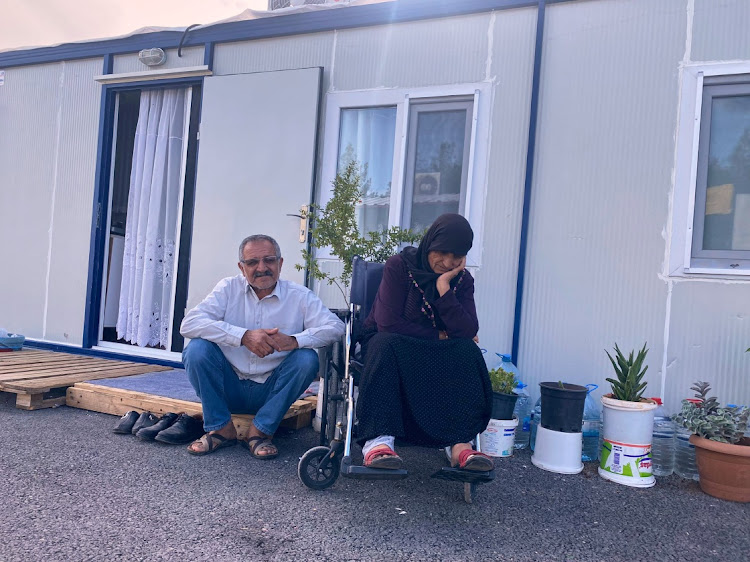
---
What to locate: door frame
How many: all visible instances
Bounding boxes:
[82,72,204,355]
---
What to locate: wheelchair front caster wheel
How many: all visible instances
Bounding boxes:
[463,482,476,504]
[298,446,340,490]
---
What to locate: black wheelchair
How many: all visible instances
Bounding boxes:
[297,257,494,503]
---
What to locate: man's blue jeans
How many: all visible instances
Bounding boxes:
[182,339,318,436]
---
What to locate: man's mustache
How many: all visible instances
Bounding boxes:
[254,271,273,279]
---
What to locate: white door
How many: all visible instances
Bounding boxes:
[187,68,322,310]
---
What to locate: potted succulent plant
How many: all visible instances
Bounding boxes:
[674,381,750,503]
[598,343,658,487]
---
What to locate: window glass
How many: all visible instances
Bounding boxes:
[404,102,472,232]
[337,107,397,234]
[703,94,750,251]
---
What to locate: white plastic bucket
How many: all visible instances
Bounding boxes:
[480,417,518,457]
[598,395,657,488]
[531,425,584,474]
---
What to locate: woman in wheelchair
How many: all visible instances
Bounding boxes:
[356,213,494,472]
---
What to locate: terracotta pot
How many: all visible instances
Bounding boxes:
[689,435,750,503]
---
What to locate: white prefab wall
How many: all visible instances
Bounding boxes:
[518,0,687,400]
[0,58,102,345]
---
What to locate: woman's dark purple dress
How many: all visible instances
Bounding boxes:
[356,254,492,448]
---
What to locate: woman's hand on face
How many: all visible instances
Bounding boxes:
[436,256,466,296]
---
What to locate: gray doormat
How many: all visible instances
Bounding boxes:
[86,369,200,403]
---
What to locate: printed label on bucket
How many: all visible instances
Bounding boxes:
[599,440,652,477]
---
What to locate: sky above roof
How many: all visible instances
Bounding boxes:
[2,0,267,51]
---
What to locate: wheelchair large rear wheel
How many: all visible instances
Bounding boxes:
[298,446,340,490]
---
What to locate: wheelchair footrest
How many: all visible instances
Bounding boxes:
[430,467,495,484]
[341,462,409,480]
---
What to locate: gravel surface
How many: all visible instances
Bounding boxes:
[1,392,748,562]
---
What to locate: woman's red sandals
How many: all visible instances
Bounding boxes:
[454,449,494,472]
[363,445,404,469]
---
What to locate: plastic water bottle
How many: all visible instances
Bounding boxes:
[511,381,531,449]
[651,398,675,476]
[581,384,600,462]
[529,397,541,451]
[674,424,699,481]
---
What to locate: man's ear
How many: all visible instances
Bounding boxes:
[238,262,244,274]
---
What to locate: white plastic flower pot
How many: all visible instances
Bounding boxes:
[480,417,518,457]
[531,425,584,474]
[598,395,657,488]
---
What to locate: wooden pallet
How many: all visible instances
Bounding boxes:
[66,382,318,437]
[0,349,172,410]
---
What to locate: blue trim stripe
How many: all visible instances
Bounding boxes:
[23,339,183,369]
[0,0,567,69]
[511,0,546,364]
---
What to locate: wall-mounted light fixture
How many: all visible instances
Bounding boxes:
[138,48,167,67]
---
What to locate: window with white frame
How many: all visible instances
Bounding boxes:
[671,65,750,276]
[321,85,488,264]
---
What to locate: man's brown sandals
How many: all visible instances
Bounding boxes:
[186,432,237,456]
[241,436,279,460]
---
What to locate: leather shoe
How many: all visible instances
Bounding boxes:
[131,412,159,435]
[113,411,139,434]
[155,413,205,445]
[136,412,179,441]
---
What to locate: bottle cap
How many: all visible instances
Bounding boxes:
[498,353,512,362]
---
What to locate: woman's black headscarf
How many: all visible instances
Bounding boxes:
[400,213,474,304]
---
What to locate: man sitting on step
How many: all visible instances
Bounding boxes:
[180,234,344,459]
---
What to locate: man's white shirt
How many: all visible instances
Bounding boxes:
[180,275,345,383]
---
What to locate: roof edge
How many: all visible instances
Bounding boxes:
[0,0,550,69]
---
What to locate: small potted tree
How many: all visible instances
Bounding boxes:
[297,160,421,306]
[674,381,750,503]
[598,343,658,487]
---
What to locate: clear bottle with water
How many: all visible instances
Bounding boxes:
[651,398,675,476]
[581,384,600,462]
[511,377,531,449]
[674,423,699,481]
[529,397,541,452]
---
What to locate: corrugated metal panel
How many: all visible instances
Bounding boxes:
[112,46,204,74]
[473,7,538,358]
[517,0,686,402]
[0,62,68,339]
[213,32,334,91]
[333,13,489,91]
[665,281,750,413]
[691,0,750,62]
[44,59,103,345]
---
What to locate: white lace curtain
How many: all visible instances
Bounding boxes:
[117,88,189,348]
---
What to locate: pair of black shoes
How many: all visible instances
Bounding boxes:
[113,411,204,444]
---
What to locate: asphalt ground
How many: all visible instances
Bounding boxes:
[1,392,748,562]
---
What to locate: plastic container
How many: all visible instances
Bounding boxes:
[531,425,583,474]
[581,384,600,462]
[598,395,657,488]
[539,382,588,433]
[512,381,531,449]
[651,398,675,477]
[480,417,518,457]
[529,397,542,451]
[674,424,700,481]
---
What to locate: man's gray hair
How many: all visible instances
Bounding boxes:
[239,235,282,260]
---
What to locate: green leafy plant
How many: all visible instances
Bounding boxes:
[296,160,422,305]
[489,366,518,395]
[674,381,750,444]
[605,343,649,402]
